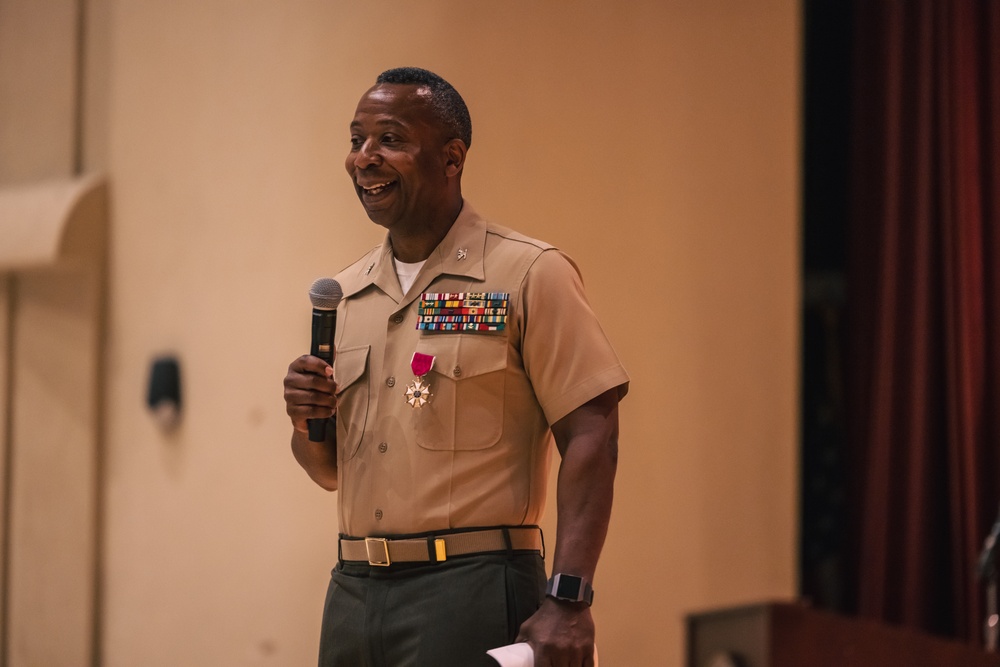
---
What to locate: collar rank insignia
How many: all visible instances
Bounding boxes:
[417,292,509,332]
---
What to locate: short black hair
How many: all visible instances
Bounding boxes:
[375,67,472,148]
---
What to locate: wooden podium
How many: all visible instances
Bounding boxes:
[686,601,1000,667]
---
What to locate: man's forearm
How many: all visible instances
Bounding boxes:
[549,389,620,582]
[291,424,339,491]
[515,388,620,663]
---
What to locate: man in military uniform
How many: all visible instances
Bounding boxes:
[283,67,628,667]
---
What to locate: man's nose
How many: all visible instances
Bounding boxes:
[352,140,381,169]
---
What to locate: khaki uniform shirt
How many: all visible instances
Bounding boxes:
[333,202,629,537]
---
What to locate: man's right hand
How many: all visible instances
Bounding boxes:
[283,354,337,433]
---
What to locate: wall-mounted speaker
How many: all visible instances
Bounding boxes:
[147,355,181,431]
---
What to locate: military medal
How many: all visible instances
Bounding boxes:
[405,352,435,408]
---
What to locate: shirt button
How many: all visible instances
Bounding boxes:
[453,365,462,377]
[378,442,388,454]
[393,314,404,324]
[375,509,383,521]
[386,377,396,387]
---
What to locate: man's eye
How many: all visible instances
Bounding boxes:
[350,137,364,149]
[382,134,399,144]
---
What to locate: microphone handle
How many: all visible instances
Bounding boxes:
[308,307,337,442]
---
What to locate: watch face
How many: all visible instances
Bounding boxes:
[556,575,582,599]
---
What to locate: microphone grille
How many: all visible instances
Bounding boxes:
[309,277,343,310]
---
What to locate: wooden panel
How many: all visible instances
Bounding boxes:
[0,176,106,270]
[687,601,1000,667]
[0,0,79,183]
[0,0,97,658]
[4,182,105,666]
[0,273,10,652]
[6,273,99,665]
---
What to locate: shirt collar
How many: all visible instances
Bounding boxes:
[424,201,487,283]
[360,200,487,302]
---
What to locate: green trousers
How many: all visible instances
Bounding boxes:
[319,553,546,667]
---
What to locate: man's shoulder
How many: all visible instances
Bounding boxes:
[483,219,556,254]
[458,200,556,256]
[474,214,583,282]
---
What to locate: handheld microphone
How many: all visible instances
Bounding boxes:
[308,277,343,442]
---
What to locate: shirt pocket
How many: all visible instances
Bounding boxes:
[333,345,370,461]
[411,333,507,451]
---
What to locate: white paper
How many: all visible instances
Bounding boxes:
[486,643,534,667]
[487,642,598,666]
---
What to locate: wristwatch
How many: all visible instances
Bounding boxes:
[545,573,594,606]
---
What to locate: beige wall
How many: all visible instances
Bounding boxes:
[6,1,800,665]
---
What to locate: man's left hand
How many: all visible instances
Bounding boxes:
[516,597,596,667]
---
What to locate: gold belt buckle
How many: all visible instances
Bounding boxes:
[365,537,391,566]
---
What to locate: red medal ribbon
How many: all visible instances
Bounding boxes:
[410,352,435,377]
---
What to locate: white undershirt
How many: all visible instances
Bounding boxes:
[394,257,426,294]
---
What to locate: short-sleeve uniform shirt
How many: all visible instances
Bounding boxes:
[332,202,629,537]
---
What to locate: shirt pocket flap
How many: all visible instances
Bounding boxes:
[421,334,506,380]
[334,345,370,392]
[333,345,370,462]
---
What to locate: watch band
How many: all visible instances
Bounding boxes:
[545,573,594,606]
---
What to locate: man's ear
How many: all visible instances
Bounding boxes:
[443,139,467,177]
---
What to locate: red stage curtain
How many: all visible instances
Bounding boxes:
[847,0,1000,643]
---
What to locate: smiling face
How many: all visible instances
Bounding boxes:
[346,84,463,239]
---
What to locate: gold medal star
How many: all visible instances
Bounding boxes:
[404,378,432,408]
